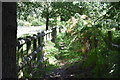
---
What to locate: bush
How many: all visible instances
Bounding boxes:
[17,20,24,26]
[24,22,31,26]
[31,21,39,26]
[17,19,31,26]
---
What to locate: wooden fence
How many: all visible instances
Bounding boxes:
[16,27,59,77]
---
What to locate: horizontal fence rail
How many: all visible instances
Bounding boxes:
[17,29,53,46]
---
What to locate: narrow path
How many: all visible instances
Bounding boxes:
[42,29,93,79]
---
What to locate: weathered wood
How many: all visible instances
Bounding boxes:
[38,33,41,47]
[41,31,45,45]
[37,33,41,61]
[49,31,51,40]
[38,32,45,37]
[17,32,45,46]
[2,2,17,78]
[44,29,52,41]
[17,27,57,76]
[26,36,32,71]
[18,46,44,71]
[26,36,31,54]
[17,38,25,46]
[17,28,54,46]
[49,29,53,40]
[44,31,48,41]
[37,32,44,62]
[33,34,37,60]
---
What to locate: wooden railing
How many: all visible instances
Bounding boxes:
[16,27,59,77]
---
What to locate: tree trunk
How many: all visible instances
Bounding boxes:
[2,2,17,79]
[46,13,49,31]
[0,2,2,80]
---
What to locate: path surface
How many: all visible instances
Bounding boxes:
[17,26,46,37]
[44,61,93,79]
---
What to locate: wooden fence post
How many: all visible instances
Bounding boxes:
[26,36,31,55]
[38,33,41,47]
[46,31,48,41]
[41,31,45,59]
[26,36,32,67]
[49,31,51,40]
[33,34,37,60]
[49,30,52,40]
[47,31,49,40]
[37,33,41,61]
[41,31,45,45]
[37,32,44,62]
[108,31,112,49]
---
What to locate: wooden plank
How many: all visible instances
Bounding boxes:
[26,36,32,70]
[26,36,31,54]
[37,33,41,47]
[33,34,37,60]
[37,32,44,62]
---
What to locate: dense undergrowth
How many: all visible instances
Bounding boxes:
[40,16,120,78]
[17,19,120,79]
[19,17,120,78]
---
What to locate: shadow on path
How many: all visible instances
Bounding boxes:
[44,61,93,79]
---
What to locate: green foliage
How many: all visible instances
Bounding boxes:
[31,20,39,26]
[17,2,120,78]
